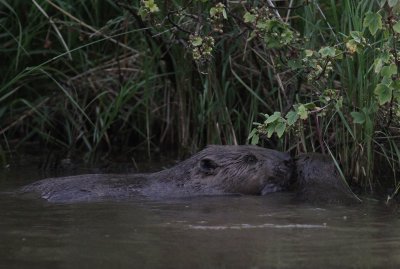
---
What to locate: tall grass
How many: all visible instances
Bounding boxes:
[294,0,400,193]
[0,0,266,159]
[1,1,150,156]
[1,0,400,195]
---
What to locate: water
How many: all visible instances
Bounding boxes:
[1,166,400,269]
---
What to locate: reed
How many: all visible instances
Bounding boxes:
[1,0,400,197]
[290,0,400,194]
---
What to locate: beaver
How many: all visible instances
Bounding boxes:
[20,145,294,203]
[294,153,360,204]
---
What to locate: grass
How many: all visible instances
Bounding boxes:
[1,0,254,152]
[1,0,400,197]
[295,0,400,195]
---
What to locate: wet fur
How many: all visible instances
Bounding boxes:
[295,153,358,204]
[20,145,294,203]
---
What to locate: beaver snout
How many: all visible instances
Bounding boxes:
[270,157,295,188]
[276,156,295,174]
[283,159,295,170]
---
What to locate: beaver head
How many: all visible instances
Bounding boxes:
[294,153,359,204]
[158,145,294,195]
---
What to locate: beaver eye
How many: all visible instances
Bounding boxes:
[199,158,219,175]
[244,154,258,164]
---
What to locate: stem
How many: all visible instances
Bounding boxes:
[314,114,325,154]
[387,9,398,129]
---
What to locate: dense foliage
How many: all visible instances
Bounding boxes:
[1,0,400,198]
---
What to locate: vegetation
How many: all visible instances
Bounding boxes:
[1,0,400,198]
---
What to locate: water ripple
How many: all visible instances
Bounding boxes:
[187,223,327,230]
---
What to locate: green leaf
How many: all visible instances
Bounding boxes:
[351,111,366,124]
[247,31,257,41]
[350,31,364,43]
[297,105,308,120]
[210,7,217,18]
[265,112,281,123]
[346,40,358,54]
[374,57,384,74]
[266,124,276,138]
[287,59,302,69]
[304,49,314,57]
[275,122,286,138]
[304,102,317,110]
[144,0,160,13]
[318,46,336,58]
[336,96,343,109]
[286,110,299,126]
[374,83,393,105]
[380,63,397,77]
[222,9,227,19]
[389,0,399,7]
[149,5,159,13]
[260,19,294,48]
[248,129,259,145]
[243,12,256,23]
[363,12,382,36]
[334,49,344,59]
[191,37,203,47]
[248,128,257,139]
[138,7,148,20]
[381,75,392,85]
[251,133,259,145]
[381,51,391,63]
[393,21,400,33]
[392,80,400,99]
[256,20,270,30]
[394,3,400,13]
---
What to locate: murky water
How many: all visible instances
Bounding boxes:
[1,166,400,269]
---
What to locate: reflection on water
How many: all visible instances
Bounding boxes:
[1,166,400,269]
[187,223,328,230]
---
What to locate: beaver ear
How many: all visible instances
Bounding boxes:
[199,158,219,175]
